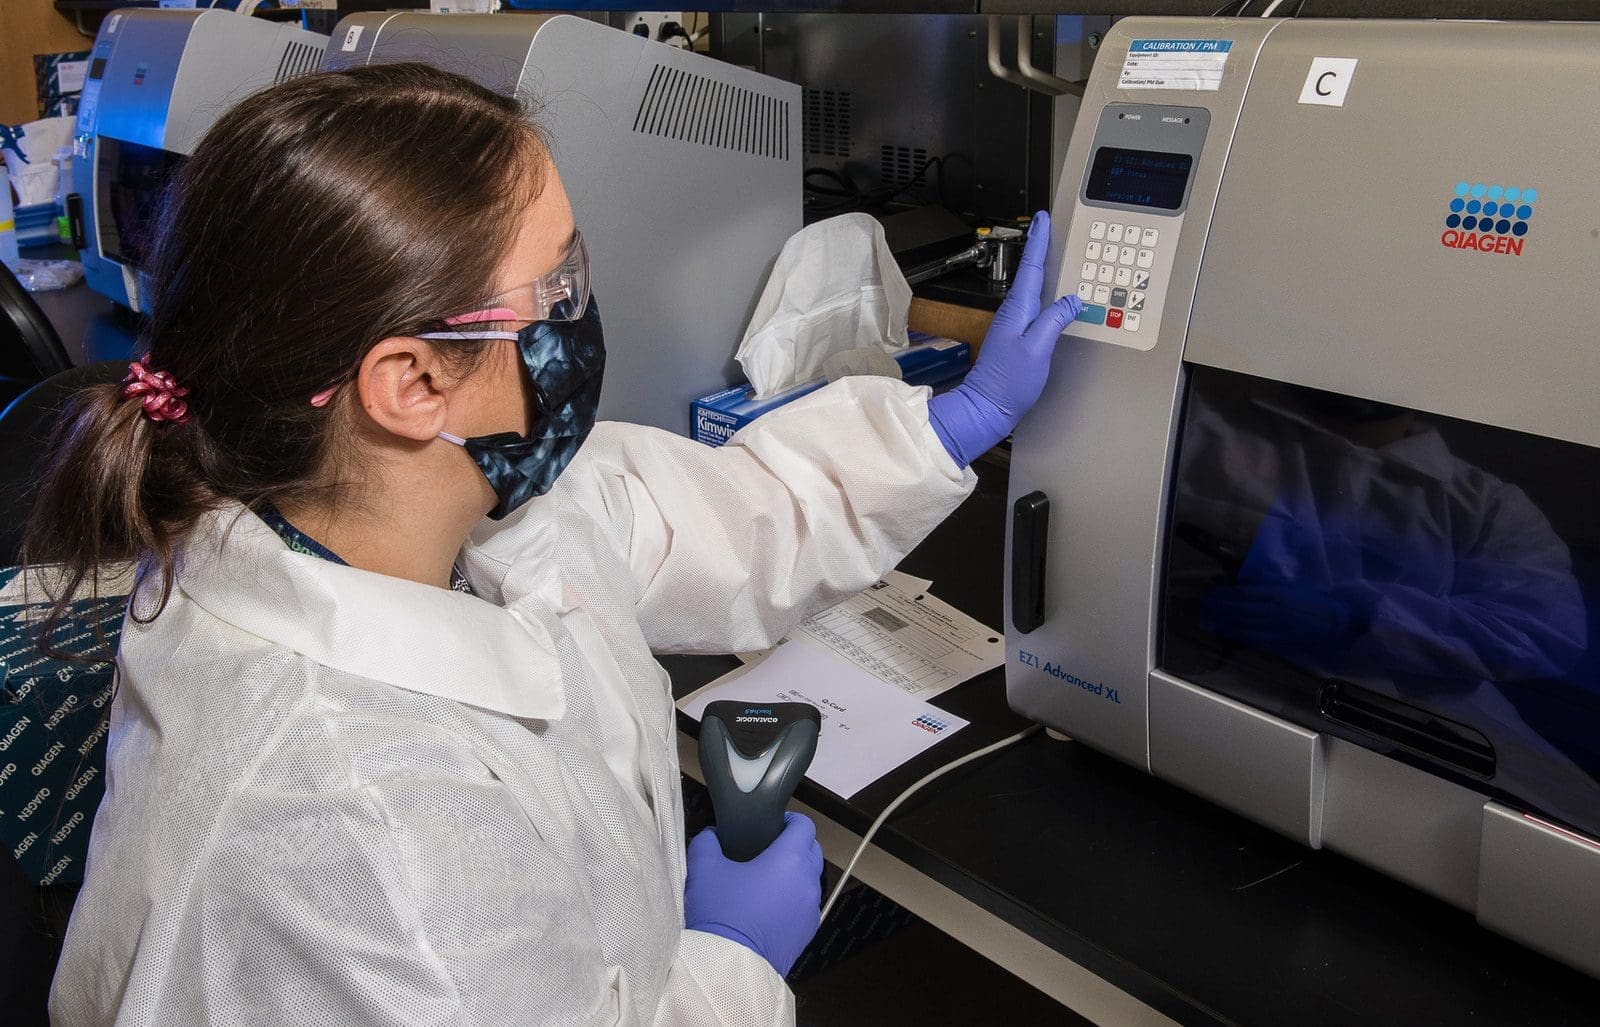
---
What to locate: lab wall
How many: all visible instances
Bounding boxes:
[0,1,86,125]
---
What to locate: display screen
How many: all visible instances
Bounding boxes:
[96,137,184,268]
[1085,146,1193,210]
[1160,366,1600,840]
[88,57,106,80]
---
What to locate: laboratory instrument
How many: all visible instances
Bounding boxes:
[1007,16,1600,978]
[69,10,325,311]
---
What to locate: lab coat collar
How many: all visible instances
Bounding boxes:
[176,505,566,721]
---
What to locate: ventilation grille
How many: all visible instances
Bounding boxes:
[633,65,790,161]
[880,145,930,186]
[803,89,851,157]
[274,41,322,84]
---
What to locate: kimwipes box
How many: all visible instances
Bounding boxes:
[691,333,970,448]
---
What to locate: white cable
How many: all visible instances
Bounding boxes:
[818,723,1042,923]
[1260,0,1290,15]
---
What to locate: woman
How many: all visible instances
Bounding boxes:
[30,64,1077,1024]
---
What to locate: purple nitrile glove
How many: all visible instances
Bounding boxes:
[684,811,824,978]
[927,210,1084,467]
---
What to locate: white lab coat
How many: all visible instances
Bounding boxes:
[49,377,975,1026]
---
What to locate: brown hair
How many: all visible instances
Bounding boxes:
[22,63,547,643]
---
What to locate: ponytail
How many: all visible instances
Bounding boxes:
[22,376,214,653]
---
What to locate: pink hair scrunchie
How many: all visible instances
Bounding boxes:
[122,358,191,425]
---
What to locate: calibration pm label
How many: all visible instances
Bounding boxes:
[1120,40,1232,92]
[1015,650,1122,705]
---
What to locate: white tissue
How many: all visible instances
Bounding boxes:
[2,116,75,206]
[823,346,903,384]
[735,212,911,398]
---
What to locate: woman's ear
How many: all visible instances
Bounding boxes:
[355,337,451,442]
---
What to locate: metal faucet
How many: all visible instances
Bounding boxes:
[902,224,1028,287]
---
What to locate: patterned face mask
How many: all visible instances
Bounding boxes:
[425,296,606,520]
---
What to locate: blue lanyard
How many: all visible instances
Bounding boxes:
[256,504,476,596]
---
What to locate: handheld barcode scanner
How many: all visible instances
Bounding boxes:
[699,701,822,861]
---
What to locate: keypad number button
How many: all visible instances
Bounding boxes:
[1114,267,1132,288]
[1097,264,1115,284]
[1085,241,1102,261]
[1076,282,1095,302]
[1089,220,1107,240]
[1081,261,1097,281]
[1118,246,1136,266]
[1106,223,1124,243]
[1123,225,1140,242]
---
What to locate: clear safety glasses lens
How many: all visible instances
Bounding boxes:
[535,231,589,323]
[430,231,592,334]
[491,231,589,324]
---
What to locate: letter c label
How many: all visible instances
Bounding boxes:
[1299,58,1359,107]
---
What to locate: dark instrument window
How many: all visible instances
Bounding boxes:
[1160,366,1600,839]
[96,137,183,269]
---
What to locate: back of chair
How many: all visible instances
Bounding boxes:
[0,262,72,400]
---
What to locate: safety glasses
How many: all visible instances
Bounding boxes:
[443,230,591,330]
[309,231,591,408]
